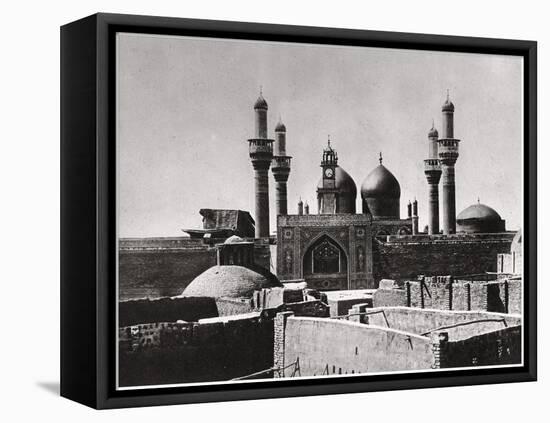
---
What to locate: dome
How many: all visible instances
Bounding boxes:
[275,120,286,132]
[456,202,505,233]
[254,94,268,110]
[361,164,401,199]
[428,125,439,138]
[442,98,455,112]
[182,265,282,299]
[224,235,247,244]
[317,166,357,196]
[457,203,502,221]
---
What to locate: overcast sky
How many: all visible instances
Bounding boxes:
[117,33,523,238]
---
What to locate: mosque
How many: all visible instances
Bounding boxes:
[119,90,515,300]
[248,90,512,291]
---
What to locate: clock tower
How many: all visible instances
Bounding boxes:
[317,138,339,214]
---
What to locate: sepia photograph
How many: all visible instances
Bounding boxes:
[115,32,524,389]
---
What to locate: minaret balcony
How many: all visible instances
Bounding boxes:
[437,138,460,164]
[272,155,292,171]
[248,138,274,160]
[424,158,441,172]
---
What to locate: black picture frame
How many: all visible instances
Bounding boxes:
[60,12,537,409]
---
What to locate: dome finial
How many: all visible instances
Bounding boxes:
[379,152,383,165]
[477,197,480,204]
[327,134,331,148]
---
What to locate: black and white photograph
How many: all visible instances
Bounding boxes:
[116,32,526,389]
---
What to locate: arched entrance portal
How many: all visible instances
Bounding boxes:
[303,235,349,291]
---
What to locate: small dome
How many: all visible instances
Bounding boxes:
[457,202,505,233]
[254,94,268,110]
[224,235,246,244]
[361,164,401,199]
[428,125,439,138]
[457,203,502,221]
[182,265,282,299]
[275,120,286,132]
[317,166,357,196]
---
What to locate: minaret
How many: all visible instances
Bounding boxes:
[298,198,304,215]
[412,198,419,235]
[248,89,274,238]
[438,91,460,235]
[304,202,310,215]
[424,120,442,235]
[317,137,339,214]
[272,116,292,216]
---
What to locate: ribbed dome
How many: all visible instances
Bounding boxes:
[275,120,286,132]
[317,166,357,196]
[457,203,502,221]
[182,265,282,299]
[361,165,401,199]
[254,94,268,110]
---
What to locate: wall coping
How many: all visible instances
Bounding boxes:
[287,315,431,341]
[366,306,522,320]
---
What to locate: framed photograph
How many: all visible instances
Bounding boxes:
[61,13,537,409]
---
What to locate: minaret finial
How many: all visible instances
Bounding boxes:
[260,85,263,96]
[432,118,435,128]
[327,134,331,148]
[379,152,383,165]
[446,88,450,101]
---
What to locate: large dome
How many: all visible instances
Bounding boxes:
[360,164,401,199]
[360,164,401,218]
[457,203,505,233]
[182,265,282,299]
[317,166,357,195]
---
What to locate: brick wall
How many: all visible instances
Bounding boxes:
[375,277,521,314]
[372,236,513,283]
[119,313,274,387]
[119,242,272,301]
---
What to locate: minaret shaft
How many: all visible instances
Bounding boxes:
[441,165,456,234]
[253,165,270,238]
[427,181,440,234]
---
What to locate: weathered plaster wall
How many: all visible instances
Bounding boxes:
[277,315,433,377]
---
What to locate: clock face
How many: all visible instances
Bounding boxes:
[324,168,334,178]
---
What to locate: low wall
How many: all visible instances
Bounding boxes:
[119,296,218,326]
[119,312,273,387]
[274,314,433,377]
[361,307,521,341]
[441,325,522,367]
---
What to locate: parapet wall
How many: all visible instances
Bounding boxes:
[355,306,521,341]
[119,296,219,326]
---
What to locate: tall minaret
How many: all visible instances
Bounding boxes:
[248,90,274,238]
[438,91,460,235]
[272,117,291,217]
[424,120,442,235]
